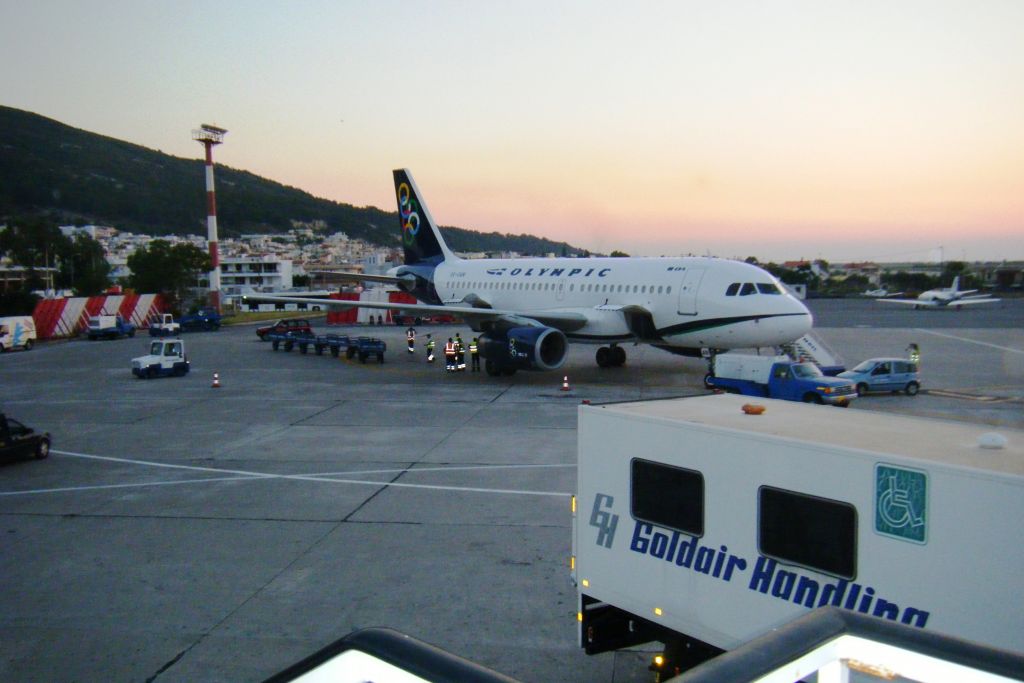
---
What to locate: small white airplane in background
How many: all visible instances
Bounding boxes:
[247,169,813,375]
[862,288,902,297]
[876,276,1000,309]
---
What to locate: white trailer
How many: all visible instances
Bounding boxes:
[573,394,1024,677]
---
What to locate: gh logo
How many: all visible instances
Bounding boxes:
[589,493,619,549]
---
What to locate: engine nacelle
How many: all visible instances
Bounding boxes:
[478,326,568,372]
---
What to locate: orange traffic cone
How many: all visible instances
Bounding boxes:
[561,375,571,392]
[212,372,221,388]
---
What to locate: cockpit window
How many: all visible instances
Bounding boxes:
[726,283,740,296]
[757,283,783,294]
[740,283,757,296]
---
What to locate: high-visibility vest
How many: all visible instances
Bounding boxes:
[427,340,435,351]
[469,342,478,354]
[444,343,456,355]
[407,330,415,340]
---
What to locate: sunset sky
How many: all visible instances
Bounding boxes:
[2,1,1022,262]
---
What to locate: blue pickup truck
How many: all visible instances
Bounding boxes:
[707,354,857,406]
[179,307,222,332]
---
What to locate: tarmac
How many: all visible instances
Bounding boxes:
[0,297,1021,682]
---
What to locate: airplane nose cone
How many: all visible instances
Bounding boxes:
[785,299,814,338]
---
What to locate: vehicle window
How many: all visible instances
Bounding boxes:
[740,283,756,296]
[170,343,182,357]
[792,363,824,378]
[759,486,857,579]
[726,283,740,296]
[150,342,163,355]
[851,360,875,373]
[906,363,917,373]
[772,365,790,379]
[631,458,704,536]
[757,283,782,294]
[872,363,891,375]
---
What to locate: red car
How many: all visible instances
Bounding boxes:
[256,318,313,340]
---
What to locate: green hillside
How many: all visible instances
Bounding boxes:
[0,105,582,256]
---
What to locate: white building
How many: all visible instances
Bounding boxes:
[219,254,293,295]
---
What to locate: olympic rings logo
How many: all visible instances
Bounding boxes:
[398,182,420,246]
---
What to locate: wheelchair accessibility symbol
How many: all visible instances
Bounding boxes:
[875,464,927,544]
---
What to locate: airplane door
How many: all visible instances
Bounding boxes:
[677,268,705,315]
[556,277,566,302]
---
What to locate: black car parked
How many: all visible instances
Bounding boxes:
[0,414,50,460]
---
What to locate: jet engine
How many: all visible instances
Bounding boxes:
[478,326,568,375]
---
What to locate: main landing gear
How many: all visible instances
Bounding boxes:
[595,345,626,368]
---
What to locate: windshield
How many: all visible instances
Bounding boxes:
[150,342,163,355]
[850,360,876,373]
[792,363,824,379]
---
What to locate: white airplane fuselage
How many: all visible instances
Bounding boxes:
[431,255,812,350]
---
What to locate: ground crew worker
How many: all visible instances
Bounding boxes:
[907,342,920,365]
[444,338,457,372]
[426,334,435,363]
[454,333,465,371]
[470,337,480,372]
[406,326,416,354]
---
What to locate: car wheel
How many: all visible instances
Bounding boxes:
[24,339,33,351]
[905,381,920,396]
[128,329,135,338]
[803,393,824,404]
[0,343,5,353]
[35,438,50,459]
[703,373,714,389]
[856,383,868,397]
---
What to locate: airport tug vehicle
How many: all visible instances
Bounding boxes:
[131,339,190,378]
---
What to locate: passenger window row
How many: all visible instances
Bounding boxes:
[444,281,673,296]
[725,282,783,296]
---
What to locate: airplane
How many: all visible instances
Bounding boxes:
[862,288,902,297]
[246,169,813,376]
[875,276,1000,309]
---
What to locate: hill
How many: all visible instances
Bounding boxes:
[0,105,582,256]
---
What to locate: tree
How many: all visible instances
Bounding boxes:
[0,216,68,290]
[59,233,111,295]
[610,250,630,258]
[127,240,211,309]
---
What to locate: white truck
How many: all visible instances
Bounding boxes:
[573,394,1023,678]
[131,339,190,378]
[148,313,181,337]
[0,315,36,352]
[87,314,136,340]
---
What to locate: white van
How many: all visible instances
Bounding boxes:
[0,316,37,352]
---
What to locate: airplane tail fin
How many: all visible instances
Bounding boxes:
[950,275,960,292]
[393,169,455,266]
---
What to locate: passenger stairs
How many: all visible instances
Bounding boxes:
[780,333,846,376]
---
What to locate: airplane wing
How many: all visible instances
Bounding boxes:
[244,294,589,331]
[306,271,413,286]
[875,298,935,307]
[948,297,1001,306]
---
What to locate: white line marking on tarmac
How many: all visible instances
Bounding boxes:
[914,329,1024,354]
[2,450,574,498]
[0,476,261,497]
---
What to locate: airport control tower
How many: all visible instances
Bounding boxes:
[192,124,228,312]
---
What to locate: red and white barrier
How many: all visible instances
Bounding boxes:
[31,293,166,339]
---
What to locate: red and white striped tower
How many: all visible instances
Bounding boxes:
[192,124,228,312]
